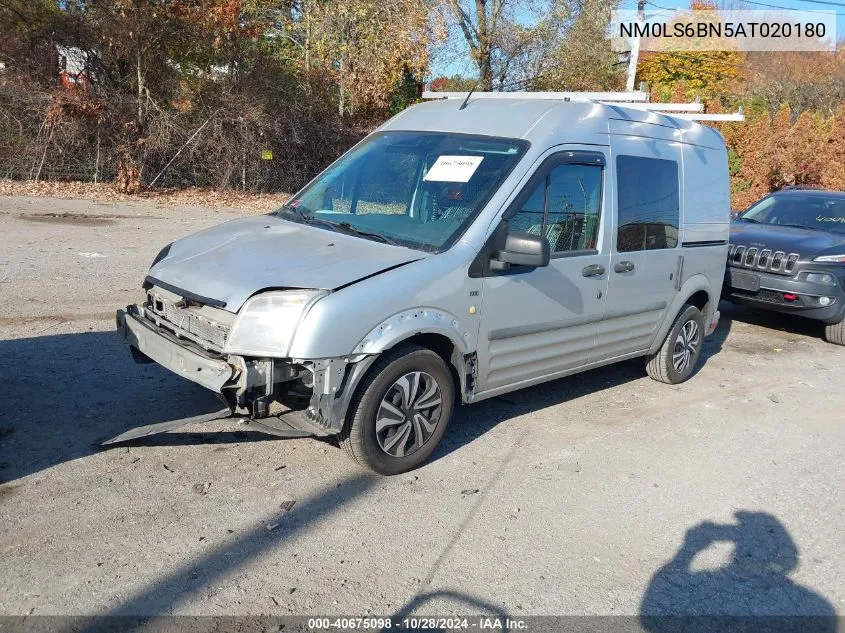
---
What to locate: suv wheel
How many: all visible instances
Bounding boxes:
[646,304,705,385]
[824,320,845,346]
[339,344,454,475]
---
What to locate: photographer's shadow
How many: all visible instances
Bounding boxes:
[641,511,837,633]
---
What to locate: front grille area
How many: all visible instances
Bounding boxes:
[146,292,229,351]
[728,244,800,275]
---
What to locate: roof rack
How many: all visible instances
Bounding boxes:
[422,90,650,102]
[420,91,744,122]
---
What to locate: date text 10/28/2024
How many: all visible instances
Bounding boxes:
[308,617,528,630]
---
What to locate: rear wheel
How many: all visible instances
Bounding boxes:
[339,344,454,475]
[646,305,704,385]
[824,319,845,346]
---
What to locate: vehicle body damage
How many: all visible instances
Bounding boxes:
[113,216,475,445]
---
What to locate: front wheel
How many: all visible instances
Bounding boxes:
[646,305,705,385]
[339,344,455,475]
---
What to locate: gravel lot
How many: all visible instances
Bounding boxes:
[0,195,843,621]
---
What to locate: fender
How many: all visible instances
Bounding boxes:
[352,307,472,356]
[648,274,714,355]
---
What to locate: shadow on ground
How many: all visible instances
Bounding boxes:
[390,589,509,621]
[719,300,828,340]
[432,311,731,462]
[641,511,837,633]
[0,314,732,483]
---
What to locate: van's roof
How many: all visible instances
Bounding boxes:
[382,98,725,149]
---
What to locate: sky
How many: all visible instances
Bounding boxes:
[429,0,845,79]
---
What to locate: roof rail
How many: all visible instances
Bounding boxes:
[421,91,744,121]
[422,90,650,102]
[613,102,704,112]
[667,109,745,122]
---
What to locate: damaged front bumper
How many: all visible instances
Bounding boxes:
[117,305,236,392]
[114,304,374,444]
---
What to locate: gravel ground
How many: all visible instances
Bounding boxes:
[0,195,843,620]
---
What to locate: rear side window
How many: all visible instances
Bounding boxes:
[616,156,680,252]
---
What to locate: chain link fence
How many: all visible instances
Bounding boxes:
[0,84,366,195]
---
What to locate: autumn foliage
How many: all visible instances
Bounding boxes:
[709,105,845,209]
[1,0,844,202]
[0,0,437,192]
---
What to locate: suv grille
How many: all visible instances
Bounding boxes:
[728,245,800,275]
[146,292,229,351]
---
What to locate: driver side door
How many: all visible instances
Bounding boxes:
[474,148,612,395]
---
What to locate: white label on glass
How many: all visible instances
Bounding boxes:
[423,155,484,182]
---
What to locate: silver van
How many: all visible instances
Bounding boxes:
[116,94,731,474]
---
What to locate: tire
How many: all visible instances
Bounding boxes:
[646,304,705,385]
[339,344,455,475]
[824,320,845,346]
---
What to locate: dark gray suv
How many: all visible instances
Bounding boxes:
[724,188,845,345]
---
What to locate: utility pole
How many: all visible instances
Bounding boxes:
[626,0,647,92]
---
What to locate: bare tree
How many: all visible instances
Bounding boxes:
[443,0,514,90]
[441,0,617,91]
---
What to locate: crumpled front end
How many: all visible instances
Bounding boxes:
[113,285,373,444]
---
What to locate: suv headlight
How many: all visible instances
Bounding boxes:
[813,254,845,263]
[225,290,327,357]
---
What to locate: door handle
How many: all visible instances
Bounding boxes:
[614,260,635,273]
[582,264,606,277]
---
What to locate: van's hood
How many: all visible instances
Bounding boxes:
[729,222,845,258]
[148,215,425,311]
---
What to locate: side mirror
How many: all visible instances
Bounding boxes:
[730,210,741,220]
[492,230,550,270]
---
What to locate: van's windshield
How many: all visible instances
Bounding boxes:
[275,131,527,252]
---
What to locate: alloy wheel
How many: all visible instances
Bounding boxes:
[375,371,443,458]
[673,319,700,374]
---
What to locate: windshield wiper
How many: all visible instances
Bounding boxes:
[334,222,399,246]
[739,217,760,223]
[277,208,398,246]
[278,206,342,231]
[276,204,308,222]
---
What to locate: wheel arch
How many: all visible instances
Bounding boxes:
[649,275,714,354]
[350,307,475,404]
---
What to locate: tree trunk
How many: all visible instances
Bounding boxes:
[136,43,144,128]
[475,0,493,91]
[478,46,493,91]
[338,58,345,117]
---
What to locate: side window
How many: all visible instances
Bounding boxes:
[616,155,680,252]
[510,162,603,254]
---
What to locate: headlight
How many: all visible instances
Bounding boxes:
[813,254,845,263]
[225,290,327,356]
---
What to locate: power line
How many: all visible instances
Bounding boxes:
[734,0,845,14]
[646,0,845,17]
[786,0,845,9]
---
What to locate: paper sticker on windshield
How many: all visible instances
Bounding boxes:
[424,156,484,183]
